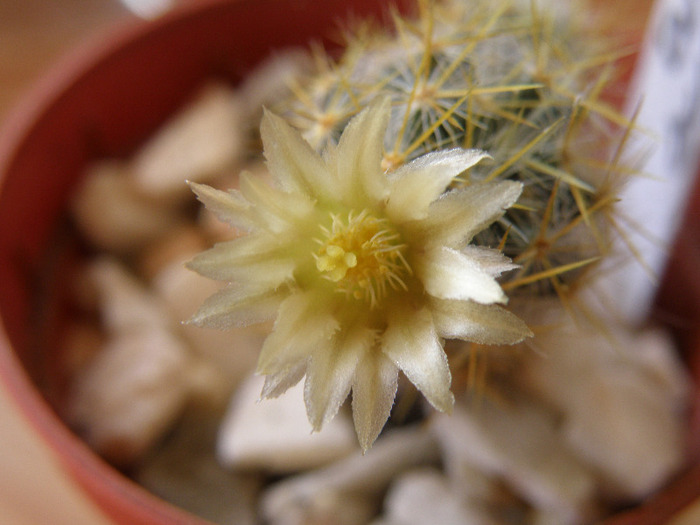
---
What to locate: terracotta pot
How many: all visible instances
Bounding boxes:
[0,0,697,523]
[0,1,413,523]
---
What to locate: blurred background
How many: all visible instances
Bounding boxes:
[0,1,132,119]
[1,3,130,523]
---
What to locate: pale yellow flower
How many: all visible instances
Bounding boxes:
[187,98,531,450]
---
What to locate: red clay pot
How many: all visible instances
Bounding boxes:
[0,1,413,523]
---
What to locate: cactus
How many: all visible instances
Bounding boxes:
[275,0,640,302]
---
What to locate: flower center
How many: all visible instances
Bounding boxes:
[314,209,411,307]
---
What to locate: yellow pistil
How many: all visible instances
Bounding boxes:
[315,244,358,282]
[314,209,411,307]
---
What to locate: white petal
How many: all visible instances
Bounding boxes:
[188,181,256,231]
[304,327,374,431]
[386,149,490,222]
[257,292,339,374]
[238,171,315,233]
[186,233,296,286]
[260,360,308,399]
[187,284,283,329]
[334,97,391,206]
[382,303,454,414]
[260,109,335,199]
[418,246,508,304]
[431,297,533,345]
[461,246,519,277]
[351,351,399,452]
[418,180,522,248]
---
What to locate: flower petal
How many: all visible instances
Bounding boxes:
[256,291,339,375]
[381,302,454,414]
[186,233,296,286]
[351,350,398,452]
[238,171,315,234]
[188,181,256,232]
[261,109,335,200]
[304,327,374,431]
[334,97,391,206]
[386,148,490,222]
[187,284,283,329]
[417,180,522,248]
[417,246,509,304]
[460,245,519,277]
[431,297,533,345]
[260,360,308,399]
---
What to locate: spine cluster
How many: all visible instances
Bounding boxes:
[276,0,641,301]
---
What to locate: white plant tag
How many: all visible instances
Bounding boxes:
[609,0,700,324]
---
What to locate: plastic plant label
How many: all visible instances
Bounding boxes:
[610,0,700,324]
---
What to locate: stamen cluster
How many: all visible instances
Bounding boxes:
[314,210,410,307]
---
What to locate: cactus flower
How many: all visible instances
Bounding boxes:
[187,98,531,450]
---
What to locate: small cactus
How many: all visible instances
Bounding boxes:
[275,0,641,302]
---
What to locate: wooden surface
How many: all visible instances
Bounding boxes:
[0,2,132,522]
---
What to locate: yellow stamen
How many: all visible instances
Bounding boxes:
[315,210,411,308]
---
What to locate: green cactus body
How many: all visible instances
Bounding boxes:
[276,0,640,300]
